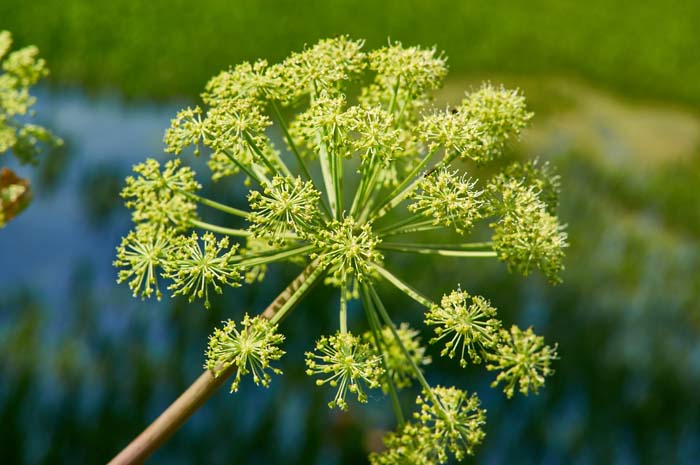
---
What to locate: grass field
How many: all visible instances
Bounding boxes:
[2,0,699,103]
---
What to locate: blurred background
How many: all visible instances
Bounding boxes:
[1,1,699,464]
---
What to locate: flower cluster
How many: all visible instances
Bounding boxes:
[305,331,383,410]
[370,387,486,464]
[425,289,500,366]
[1,31,61,227]
[248,175,321,243]
[409,168,483,235]
[163,232,242,309]
[116,36,566,463]
[206,314,285,392]
[487,325,558,398]
[490,179,568,283]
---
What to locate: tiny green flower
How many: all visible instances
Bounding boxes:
[121,158,200,231]
[163,232,242,309]
[206,314,285,392]
[490,179,568,283]
[368,42,447,97]
[113,224,173,300]
[164,106,206,156]
[369,422,443,465]
[305,331,383,410]
[202,60,275,105]
[409,168,483,235]
[487,325,558,398]
[425,289,501,366]
[248,175,321,243]
[364,323,432,391]
[343,105,402,164]
[415,386,486,461]
[459,83,533,163]
[313,216,383,287]
[279,35,366,101]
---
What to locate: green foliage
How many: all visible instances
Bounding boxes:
[3,1,698,105]
[0,30,61,227]
[0,30,60,164]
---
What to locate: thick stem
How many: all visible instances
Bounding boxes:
[108,263,320,465]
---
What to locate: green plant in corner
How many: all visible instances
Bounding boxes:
[0,30,61,227]
[110,37,565,465]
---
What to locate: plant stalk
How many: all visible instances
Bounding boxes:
[108,263,320,465]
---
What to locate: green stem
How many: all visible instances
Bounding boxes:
[184,192,249,218]
[317,131,337,217]
[359,284,405,427]
[372,264,434,309]
[331,129,344,218]
[235,244,316,268]
[244,132,288,179]
[366,284,442,410]
[269,100,312,180]
[189,219,251,237]
[369,148,440,221]
[375,213,423,235]
[339,283,348,334]
[269,263,325,325]
[108,263,320,465]
[269,101,332,219]
[221,148,262,185]
[379,242,497,258]
[380,221,439,238]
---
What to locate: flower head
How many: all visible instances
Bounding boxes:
[415,386,486,461]
[369,422,443,465]
[487,325,558,398]
[305,331,383,410]
[248,175,321,243]
[278,35,365,101]
[121,158,200,230]
[206,314,285,392]
[409,168,483,235]
[371,387,486,465]
[113,224,173,300]
[202,60,276,105]
[490,180,568,283]
[368,42,447,97]
[459,84,532,163]
[164,106,206,156]
[163,232,242,309]
[313,217,382,287]
[425,289,501,366]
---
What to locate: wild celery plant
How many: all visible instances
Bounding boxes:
[0,30,61,227]
[114,37,565,464]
